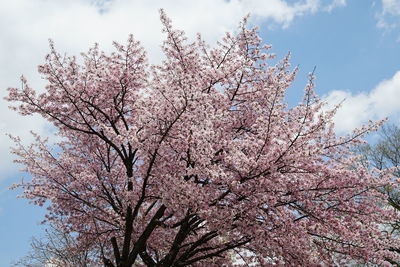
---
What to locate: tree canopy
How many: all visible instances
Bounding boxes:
[13,225,96,267]
[6,11,400,266]
[357,124,400,265]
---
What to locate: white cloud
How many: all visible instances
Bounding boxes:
[323,71,400,133]
[231,0,320,28]
[0,0,345,176]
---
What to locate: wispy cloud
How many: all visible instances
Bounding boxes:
[323,71,400,134]
[324,0,347,13]
[382,0,400,15]
[376,0,400,30]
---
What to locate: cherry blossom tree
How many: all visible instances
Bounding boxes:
[6,11,400,266]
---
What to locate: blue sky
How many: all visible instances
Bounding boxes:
[0,0,399,265]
